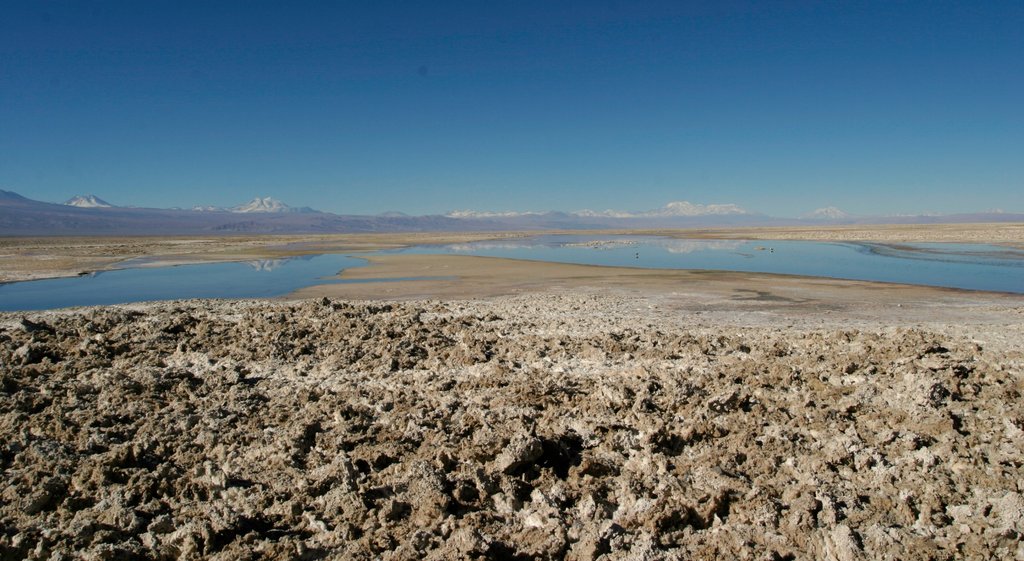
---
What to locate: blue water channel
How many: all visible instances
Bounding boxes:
[396,235,1024,294]
[0,254,369,311]
[1,236,1021,311]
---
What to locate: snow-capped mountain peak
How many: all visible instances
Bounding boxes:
[803,206,850,220]
[232,197,293,213]
[575,201,750,218]
[658,201,749,217]
[65,195,113,208]
[191,198,316,213]
[446,209,549,219]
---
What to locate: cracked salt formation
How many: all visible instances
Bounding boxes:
[1,294,1022,560]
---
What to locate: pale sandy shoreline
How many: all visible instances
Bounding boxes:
[293,253,1022,322]
[0,232,527,283]
[655,222,1024,247]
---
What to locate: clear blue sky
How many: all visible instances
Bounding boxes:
[1,1,1021,216]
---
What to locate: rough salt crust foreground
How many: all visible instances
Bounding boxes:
[2,293,1022,560]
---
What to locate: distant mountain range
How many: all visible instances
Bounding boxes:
[0,190,491,236]
[447,201,751,221]
[62,194,316,214]
[1,189,1021,236]
[576,201,751,218]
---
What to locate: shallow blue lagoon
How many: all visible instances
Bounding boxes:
[396,235,1024,294]
[0,254,365,311]
[2,236,1022,311]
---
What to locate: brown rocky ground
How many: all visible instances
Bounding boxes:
[2,293,1022,560]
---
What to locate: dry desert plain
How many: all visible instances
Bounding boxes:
[1,224,1023,560]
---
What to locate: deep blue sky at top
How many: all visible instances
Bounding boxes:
[1,1,1021,216]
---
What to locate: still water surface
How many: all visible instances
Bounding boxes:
[1,236,1021,311]
[397,235,1024,293]
[0,254,365,311]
